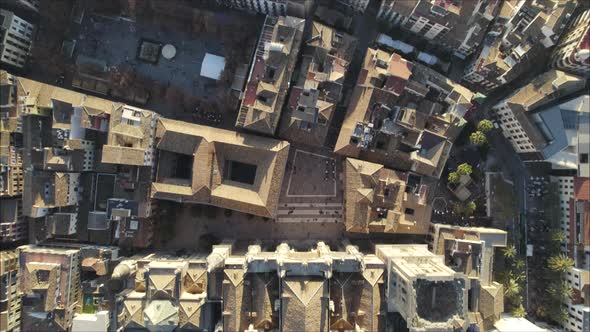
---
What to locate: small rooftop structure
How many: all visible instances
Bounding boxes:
[200,53,226,80]
[161,44,176,60]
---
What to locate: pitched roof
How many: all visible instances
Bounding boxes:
[344,158,432,235]
[281,277,328,332]
[236,16,305,135]
[152,118,289,218]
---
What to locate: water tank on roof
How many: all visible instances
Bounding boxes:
[268,42,285,52]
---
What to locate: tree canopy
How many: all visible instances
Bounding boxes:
[477,119,494,133]
[456,163,473,176]
[448,172,461,184]
[548,254,574,273]
[470,130,487,145]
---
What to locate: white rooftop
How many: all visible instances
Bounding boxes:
[492,314,548,332]
[200,53,226,80]
[71,311,110,332]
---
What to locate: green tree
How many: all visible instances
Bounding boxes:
[548,280,573,299]
[512,304,527,318]
[464,201,476,216]
[477,119,494,133]
[503,246,517,259]
[513,258,525,271]
[456,163,473,176]
[504,278,521,298]
[550,231,566,242]
[469,131,487,145]
[548,254,574,273]
[452,202,465,215]
[448,172,461,184]
[549,307,569,324]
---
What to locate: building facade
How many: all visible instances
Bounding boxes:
[18,245,81,331]
[560,177,590,332]
[236,15,305,135]
[0,198,25,245]
[0,9,34,68]
[278,21,356,146]
[490,70,587,161]
[376,244,470,331]
[337,0,370,13]
[0,250,21,332]
[551,9,590,77]
[463,0,577,92]
[377,0,500,59]
[343,157,433,235]
[334,47,473,178]
[216,0,289,16]
[4,0,40,13]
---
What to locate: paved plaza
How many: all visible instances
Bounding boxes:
[76,12,261,119]
[278,147,344,224]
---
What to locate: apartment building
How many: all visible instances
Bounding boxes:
[563,265,589,332]
[71,246,120,332]
[463,0,577,92]
[335,47,473,178]
[429,224,507,329]
[216,0,289,16]
[105,198,154,249]
[15,76,115,173]
[0,9,34,68]
[376,244,469,331]
[27,171,80,218]
[102,105,158,167]
[279,21,357,147]
[1,71,23,134]
[235,15,305,135]
[337,0,370,13]
[0,198,25,244]
[554,175,577,250]
[151,118,289,218]
[377,0,500,59]
[0,250,21,332]
[490,70,588,162]
[343,157,432,235]
[12,73,160,244]
[557,177,589,332]
[18,245,81,331]
[4,0,40,13]
[0,145,23,197]
[551,9,590,77]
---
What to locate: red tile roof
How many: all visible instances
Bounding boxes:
[243,59,267,107]
[574,177,590,201]
[384,76,407,95]
[287,86,302,111]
